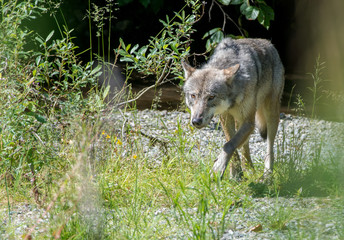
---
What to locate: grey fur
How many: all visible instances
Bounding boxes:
[182,37,284,178]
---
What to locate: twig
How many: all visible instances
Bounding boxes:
[192,1,206,24]
[139,131,169,154]
[208,0,215,22]
[139,131,168,146]
[211,0,245,36]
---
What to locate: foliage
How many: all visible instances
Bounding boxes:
[203,0,274,52]
[33,28,102,98]
[118,0,275,77]
[117,0,202,84]
[216,0,274,29]
[0,0,104,207]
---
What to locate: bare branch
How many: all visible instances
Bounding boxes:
[209,0,215,22]
[114,60,172,108]
[211,0,245,37]
[193,1,206,24]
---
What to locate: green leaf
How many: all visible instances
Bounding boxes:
[45,30,54,42]
[239,2,248,15]
[205,29,224,52]
[126,44,131,52]
[138,46,148,56]
[257,3,274,29]
[244,6,260,20]
[90,65,102,76]
[218,0,243,5]
[150,0,164,13]
[202,28,222,39]
[33,113,47,124]
[24,111,47,123]
[35,55,41,66]
[130,44,139,54]
[117,49,128,56]
[217,0,230,5]
[159,19,168,27]
[170,43,179,54]
[140,0,150,8]
[103,85,110,99]
[119,38,126,50]
[232,0,244,4]
[120,57,135,62]
[35,36,44,46]
[117,0,134,6]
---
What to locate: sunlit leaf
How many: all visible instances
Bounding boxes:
[130,44,139,54]
[45,30,54,42]
[90,65,102,76]
[103,85,110,99]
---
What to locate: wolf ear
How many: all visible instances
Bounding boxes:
[181,60,195,79]
[223,64,240,83]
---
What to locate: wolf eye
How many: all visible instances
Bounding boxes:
[190,94,196,99]
[208,95,215,101]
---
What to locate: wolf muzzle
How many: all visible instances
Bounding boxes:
[191,117,203,128]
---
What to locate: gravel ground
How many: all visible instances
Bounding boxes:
[105,109,344,168]
[220,197,344,239]
[1,110,343,239]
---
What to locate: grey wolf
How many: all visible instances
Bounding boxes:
[182,37,284,178]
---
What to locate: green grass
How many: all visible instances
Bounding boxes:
[1,107,343,239]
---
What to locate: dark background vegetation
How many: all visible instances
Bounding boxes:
[25,0,344,120]
[27,0,293,68]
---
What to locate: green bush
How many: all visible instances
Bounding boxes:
[0,0,103,205]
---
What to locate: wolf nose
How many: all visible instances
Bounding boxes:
[192,117,203,127]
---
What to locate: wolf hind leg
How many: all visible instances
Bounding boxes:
[240,141,254,173]
[262,99,280,173]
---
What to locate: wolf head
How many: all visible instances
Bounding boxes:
[182,61,240,128]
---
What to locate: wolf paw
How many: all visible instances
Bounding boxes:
[212,151,229,178]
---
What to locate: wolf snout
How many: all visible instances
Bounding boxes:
[192,117,204,128]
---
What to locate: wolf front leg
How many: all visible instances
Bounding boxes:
[213,119,255,179]
[216,112,241,179]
